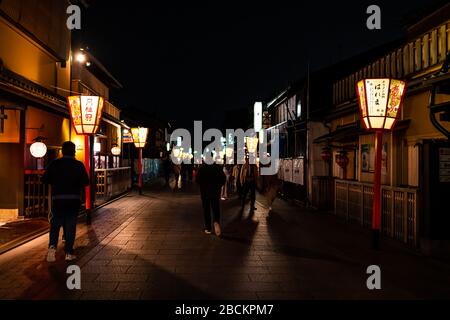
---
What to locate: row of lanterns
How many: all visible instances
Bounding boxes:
[320,147,349,169]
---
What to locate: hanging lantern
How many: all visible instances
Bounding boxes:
[30,141,47,158]
[356,79,406,130]
[111,145,121,156]
[246,136,259,153]
[131,127,148,148]
[336,151,349,169]
[68,96,104,135]
[321,147,332,162]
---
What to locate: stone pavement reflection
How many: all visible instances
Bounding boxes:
[1,185,450,300]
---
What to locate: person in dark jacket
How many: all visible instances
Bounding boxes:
[196,163,226,236]
[43,141,89,262]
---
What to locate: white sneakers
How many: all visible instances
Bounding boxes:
[214,222,221,237]
[46,247,56,262]
[65,254,77,261]
[46,247,77,262]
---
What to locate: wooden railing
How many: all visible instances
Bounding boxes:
[95,167,131,203]
[24,170,49,218]
[312,176,335,210]
[335,179,418,247]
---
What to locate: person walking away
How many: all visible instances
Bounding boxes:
[265,174,282,213]
[196,163,226,236]
[43,141,89,262]
[221,165,230,200]
[171,164,182,191]
[163,156,171,188]
[240,158,259,214]
[233,164,243,199]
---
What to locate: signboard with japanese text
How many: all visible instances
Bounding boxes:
[123,132,133,143]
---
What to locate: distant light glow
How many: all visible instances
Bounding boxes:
[111,146,121,156]
[94,142,101,153]
[254,102,263,132]
[75,52,86,63]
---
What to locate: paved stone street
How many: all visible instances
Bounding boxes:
[1,186,450,300]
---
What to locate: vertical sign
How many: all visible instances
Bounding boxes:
[293,158,304,185]
[365,79,389,128]
[254,102,262,132]
[283,159,293,183]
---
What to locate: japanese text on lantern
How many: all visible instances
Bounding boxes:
[387,80,405,118]
[367,79,388,116]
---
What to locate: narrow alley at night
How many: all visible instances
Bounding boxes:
[1,0,450,317]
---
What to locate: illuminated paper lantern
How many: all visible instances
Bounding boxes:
[356,79,406,130]
[30,142,47,158]
[246,136,258,153]
[111,145,121,156]
[131,127,148,148]
[225,147,234,158]
[68,96,104,135]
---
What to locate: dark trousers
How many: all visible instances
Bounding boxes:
[201,194,220,231]
[242,181,256,209]
[236,180,243,199]
[49,200,80,254]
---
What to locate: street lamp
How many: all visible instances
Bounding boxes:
[356,78,406,249]
[68,95,104,225]
[131,127,148,195]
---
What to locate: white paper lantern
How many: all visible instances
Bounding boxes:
[30,142,47,158]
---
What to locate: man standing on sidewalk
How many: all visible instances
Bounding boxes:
[240,158,259,215]
[196,163,226,236]
[43,141,89,262]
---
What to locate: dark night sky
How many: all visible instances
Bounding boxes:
[77,0,443,129]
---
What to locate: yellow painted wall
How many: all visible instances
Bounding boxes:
[403,91,450,143]
[26,107,70,147]
[0,17,71,95]
[0,109,20,143]
[0,18,53,90]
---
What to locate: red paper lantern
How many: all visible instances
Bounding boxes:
[321,148,332,162]
[336,152,349,169]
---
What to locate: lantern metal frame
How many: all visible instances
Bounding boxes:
[356,78,407,250]
[130,127,149,195]
[356,78,406,131]
[67,95,105,136]
[67,95,105,225]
